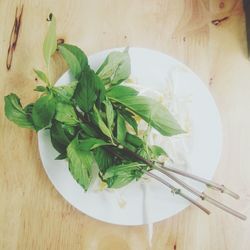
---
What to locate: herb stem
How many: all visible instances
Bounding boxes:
[115,140,246,220]
[156,163,239,199]
[155,166,246,220]
[144,171,210,215]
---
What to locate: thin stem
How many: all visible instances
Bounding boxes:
[156,163,239,199]
[144,171,210,214]
[154,166,247,221]
[145,171,210,215]
[117,142,246,220]
[155,166,202,197]
[203,194,247,220]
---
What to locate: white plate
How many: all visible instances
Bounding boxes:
[38,48,222,225]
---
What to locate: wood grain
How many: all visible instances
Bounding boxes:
[0,0,250,249]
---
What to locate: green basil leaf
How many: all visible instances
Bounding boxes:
[77,138,111,151]
[74,69,98,112]
[23,103,34,114]
[137,148,150,160]
[91,105,112,139]
[4,94,35,129]
[125,133,143,147]
[117,112,126,143]
[53,80,78,103]
[58,43,88,79]
[133,169,145,181]
[34,86,47,92]
[103,162,144,179]
[93,147,116,173]
[34,69,49,84]
[95,77,106,105]
[107,85,138,99]
[119,109,138,134]
[103,99,114,130]
[67,138,94,190]
[23,103,35,127]
[103,162,146,188]
[32,93,56,130]
[50,120,76,153]
[97,49,131,85]
[109,95,184,136]
[55,102,78,126]
[150,145,168,157]
[123,142,136,152]
[107,175,135,189]
[43,14,57,66]
[55,152,67,160]
[79,123,98,137]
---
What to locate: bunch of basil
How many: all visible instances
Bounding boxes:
[4,14,184,191]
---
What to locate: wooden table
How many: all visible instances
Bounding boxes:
[1,0,250,249]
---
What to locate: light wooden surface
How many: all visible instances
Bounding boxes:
[1,0,250,249]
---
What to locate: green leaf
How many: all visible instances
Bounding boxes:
[123,142,136,152]
[103,162,146,188]
[109,95,184,136]
[91,106,112,139]
[53,80,78,103]
[50,120,76,153]
[95,76,106,105]
[119,109,138,134]
[137,148,151,160]
[103,99,114,130]
[74,69,98,112]
[77,138,111,151]
[67,138,94,190]
[150,145,168,157]
[125,133,143,147]
[23,103,35,127]
[4,94,35,129]
[97,49,131,85]
[117,112,126,143]
[55,152,67,160]
[58,43,88,79]
[103,162,143,179]
[107,85,138,99]
[55,102,78,126]
[107,175,135,189]
[34,86,47,92]
[43,14,57,66]
[79,123,98,137]
[23,103,34,114]
[93,147,116,173]
[34,69,49,84]
[32,93,56,130]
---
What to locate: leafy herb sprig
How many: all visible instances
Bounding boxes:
[4,14,246,220]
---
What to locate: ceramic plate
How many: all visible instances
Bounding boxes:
[38,48,222,225]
